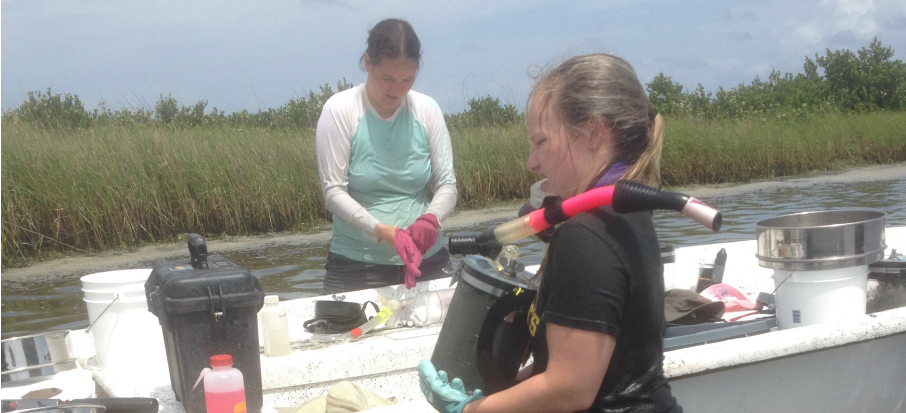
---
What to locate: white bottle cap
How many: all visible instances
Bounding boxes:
[264,295,279,304]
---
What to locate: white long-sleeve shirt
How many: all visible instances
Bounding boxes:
[315,84,457,263]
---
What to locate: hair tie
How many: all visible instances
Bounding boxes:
[648,107,659,122]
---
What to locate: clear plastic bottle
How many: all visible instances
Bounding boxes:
[204,354,247,413]
[411,288,456,326]
[259,295,291,357]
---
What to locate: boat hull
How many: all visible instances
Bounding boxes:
[68,227,906,413]
[671,331,906,413]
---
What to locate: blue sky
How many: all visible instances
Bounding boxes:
[2,0,905,115]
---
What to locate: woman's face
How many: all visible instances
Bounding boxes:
[364,55,418,117]
[525,98,605,199]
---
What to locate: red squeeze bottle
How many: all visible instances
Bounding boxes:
[203,355,247,413]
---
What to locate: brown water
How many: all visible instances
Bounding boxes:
[3,169,905,338]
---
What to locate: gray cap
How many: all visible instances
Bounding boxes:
[664,289,725,325]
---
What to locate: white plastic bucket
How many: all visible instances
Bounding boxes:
[80,269,167,373]
[661,245,676,291]
[771,265,868,330]
[82,285,146,302]
[81,269,152,291]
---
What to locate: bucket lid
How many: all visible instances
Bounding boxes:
[461,256,534,298]
[869,253,906,275]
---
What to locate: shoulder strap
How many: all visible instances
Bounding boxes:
[475,289,536,394]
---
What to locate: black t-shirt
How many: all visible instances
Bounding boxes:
[527,208,680,412]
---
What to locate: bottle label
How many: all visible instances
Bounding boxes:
[205,389,246,413]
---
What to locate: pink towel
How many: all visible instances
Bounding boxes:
[701,283,759,312]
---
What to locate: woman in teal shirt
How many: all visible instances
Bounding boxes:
[316,18,458,294]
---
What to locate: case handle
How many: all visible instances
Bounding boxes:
[188,233,208,269]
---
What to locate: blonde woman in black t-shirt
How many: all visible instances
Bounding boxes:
[419,54,681,413]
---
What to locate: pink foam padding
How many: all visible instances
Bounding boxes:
[528,186,616,232]
[528,210,550,232]
[562,186,615,217]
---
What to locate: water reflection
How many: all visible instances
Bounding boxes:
[2,176,905,338]
[250,265,302,279]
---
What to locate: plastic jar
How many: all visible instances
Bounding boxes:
[259,295,291,357]
[412,288,456,325]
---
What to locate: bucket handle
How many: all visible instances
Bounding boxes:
[772,273,792,294]
[86,294,121,333]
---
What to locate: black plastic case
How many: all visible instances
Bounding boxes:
[145,234,264,413]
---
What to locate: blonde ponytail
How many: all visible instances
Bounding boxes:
[622,112,664,188]
[530,55,665,190]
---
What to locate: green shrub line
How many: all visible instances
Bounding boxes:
[647,38,906,118]
[2,39,906,267]
[4,38,904,130]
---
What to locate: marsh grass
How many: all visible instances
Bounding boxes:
[2,125,326,265]
[451,124,536,208]
[3,110,905,266]
[662,111,906,186]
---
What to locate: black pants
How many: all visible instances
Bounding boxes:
[322,248,452,294]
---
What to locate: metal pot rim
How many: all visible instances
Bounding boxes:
[756,209,887,271]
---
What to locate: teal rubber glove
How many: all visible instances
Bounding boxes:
[418,359,484,413]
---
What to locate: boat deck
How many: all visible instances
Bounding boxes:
[65,227,906,413]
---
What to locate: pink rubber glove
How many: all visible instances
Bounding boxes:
[394,228,423,288]
[406,213,440,254]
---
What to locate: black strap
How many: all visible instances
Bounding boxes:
[475,289,536,394]
[541,196,568,226]
[303,301,380,334]
[650,385,682,413]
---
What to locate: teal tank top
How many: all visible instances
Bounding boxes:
[330,108,444,264]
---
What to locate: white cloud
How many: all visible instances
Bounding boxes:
[793,23,826,46]
[781,0,906,48]
[3,0,904,113]
[829,0,878,37]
